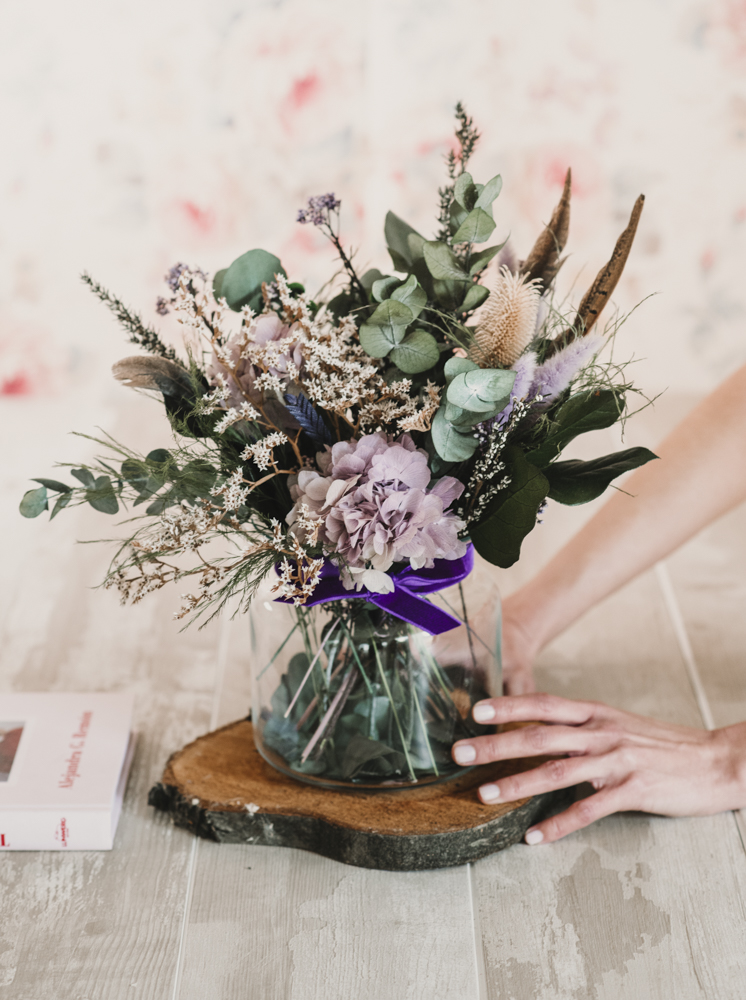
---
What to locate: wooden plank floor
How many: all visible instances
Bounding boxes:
[1,393,745,998]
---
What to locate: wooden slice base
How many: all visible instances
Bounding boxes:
[148,718,571,871]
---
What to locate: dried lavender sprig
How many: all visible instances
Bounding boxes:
[296,194,368,306]
[81,272,185,366]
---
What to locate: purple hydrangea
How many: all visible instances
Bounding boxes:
[208,313,305,408]
[287,432,467,592]
[297,193,341,227]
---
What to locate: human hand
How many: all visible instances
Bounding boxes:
[451,693,746,844]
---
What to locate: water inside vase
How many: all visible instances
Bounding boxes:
[250,572,501,791]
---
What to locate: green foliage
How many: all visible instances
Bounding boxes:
[475,174,503,212]
[390,274,427,318]
[384,212,424,271]
[31,478,72,494]
[371,276,402,302]
[360,268,385,294]
[431,406,478,461]
[460,283,490,313]
[470,447,549,568]
[444,356,479,383]
[19,486,48,518]
[526,389,625,468]
[359,299,413,357]
[87,476,119,515]
[446,368,515,413]
[220,249,286,312]
[212,268,227,300]
[71,468,96,487]
[451,207,496,245]
[468,245,504,276]
[423,241,469,282]
[544,447,658,505]
[390,330,440,374]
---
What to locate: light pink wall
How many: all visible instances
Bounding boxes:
[2,0,746,407]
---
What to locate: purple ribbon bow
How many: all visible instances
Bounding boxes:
[275,545,474,635]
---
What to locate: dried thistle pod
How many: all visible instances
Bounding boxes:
[519,167,572,290]
[112,356,194,397]
[544,194,645,359]
[471,267,542,368]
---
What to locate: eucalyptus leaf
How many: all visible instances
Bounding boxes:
[447,369,515,412]
[71,468,95,488]
[469,244,504,277]
[474,174,503,212]
[407,232,426,262]
[432,278,467,310]
[545,447,658,506]
[453,172,476,209]
[444,356,479,384]
[340,734,404,781]
[360,268,385,294]
[50,492,71,520]
[423,241,469,282]
[470,447,549,568]
[371,276,401,302]
[31,478,71,494]
[390,274,427,318]
[460,283,490,313]
[449,200,469,235]
[212,268,227,301]
[431,406,478,462]
[221,249,286,312]
[121,458,149,492]
[452,208,496,245]
[177,459,218,500]
[19,486,48,518]
[359,326,396,358]
[390,330,440,374]
[387,247,411,274]
[145,496,172,516]
[87,476,119,515]
[526,389,625,468]
[359,299,413,357]
[384,211,423,268]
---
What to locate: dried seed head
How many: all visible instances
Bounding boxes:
[471,267,542,368]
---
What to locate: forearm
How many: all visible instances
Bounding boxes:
[508,363,746,656]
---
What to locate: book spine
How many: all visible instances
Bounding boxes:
[0,810,113,851]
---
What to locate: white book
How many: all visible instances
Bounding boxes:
[0,692,135,851]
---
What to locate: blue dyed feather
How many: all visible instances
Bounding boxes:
[283,393,333,447]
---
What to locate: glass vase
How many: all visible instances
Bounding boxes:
[250,565,501,791]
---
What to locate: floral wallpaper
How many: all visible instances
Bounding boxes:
[2,0,746,406]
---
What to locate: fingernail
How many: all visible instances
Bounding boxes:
[525,828,544,846]
[473,703,496,723]
[453,743,476,764]
[480,783,500,803]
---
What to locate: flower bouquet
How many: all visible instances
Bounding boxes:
[21,106,655,789]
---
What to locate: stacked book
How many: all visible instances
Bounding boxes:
[0,692,135,850]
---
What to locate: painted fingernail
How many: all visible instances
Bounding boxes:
[479,783,500,803]
[525,828,544,846]
[453,743,476,764]
[473,703,496,723]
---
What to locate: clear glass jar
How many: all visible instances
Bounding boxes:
[250,565,501,791]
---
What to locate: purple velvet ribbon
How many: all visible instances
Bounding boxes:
[274,545,474,635]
